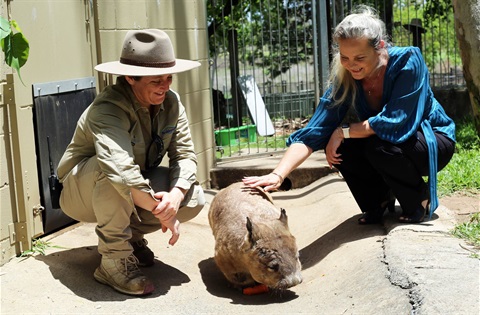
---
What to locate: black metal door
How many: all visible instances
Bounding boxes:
[32,78,96,234]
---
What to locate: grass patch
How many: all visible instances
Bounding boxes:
[21,239,63,257]
[438,118,480,197]
[451,212,480,258]
[437,147,480,196]
[452,212,480,246]
[441,118,480,258]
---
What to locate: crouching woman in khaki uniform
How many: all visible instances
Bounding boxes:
[57,29,205,296]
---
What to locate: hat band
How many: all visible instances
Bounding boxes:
[120,57,176,68]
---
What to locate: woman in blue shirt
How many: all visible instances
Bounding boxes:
[243,6,455,224]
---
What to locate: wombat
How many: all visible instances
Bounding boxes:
[208,182,303,291]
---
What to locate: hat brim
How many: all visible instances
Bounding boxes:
[94,59,201,76]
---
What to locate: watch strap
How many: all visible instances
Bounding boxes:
[342,124,350,139]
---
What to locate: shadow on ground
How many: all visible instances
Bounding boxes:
[299,214,387,270]
[198,258,299,304]
[35,246,190,301]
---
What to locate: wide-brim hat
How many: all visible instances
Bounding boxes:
[95,29,201,76]
[403,18,426,34]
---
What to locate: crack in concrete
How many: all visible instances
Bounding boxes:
[382,237,422,314]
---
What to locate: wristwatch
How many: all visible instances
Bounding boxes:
[342,123,350,139]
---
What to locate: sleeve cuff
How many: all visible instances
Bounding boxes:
[171,177,193,191]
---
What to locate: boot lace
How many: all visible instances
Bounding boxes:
[124,254,141,275]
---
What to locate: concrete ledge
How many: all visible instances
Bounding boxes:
[209,152,337,190]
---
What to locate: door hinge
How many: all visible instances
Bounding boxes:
[8,222,28,246]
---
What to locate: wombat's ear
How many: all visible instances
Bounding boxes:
[279,208,289,226]
[246,217,257,246]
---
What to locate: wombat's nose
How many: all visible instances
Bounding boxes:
[279,272,303,289]
[293,273,303,286]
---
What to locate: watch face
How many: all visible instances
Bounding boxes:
[342,123,349,129]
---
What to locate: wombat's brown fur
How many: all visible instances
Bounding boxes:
[208,182,302,290]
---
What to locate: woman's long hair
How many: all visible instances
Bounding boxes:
[327,5,391,107]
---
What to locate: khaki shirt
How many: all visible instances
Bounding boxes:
[57,77,197,201]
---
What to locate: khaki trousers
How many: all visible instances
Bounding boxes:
[59,156,205,258]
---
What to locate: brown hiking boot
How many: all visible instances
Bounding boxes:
[94,254,154,295]
[131,239,155,267]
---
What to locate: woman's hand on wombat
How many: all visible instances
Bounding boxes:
[242,173,282,192]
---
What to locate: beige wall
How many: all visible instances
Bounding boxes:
[0,0,213,265]
[1,0,97,267]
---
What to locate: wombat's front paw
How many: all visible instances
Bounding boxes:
[233,272,248,283]
[230,272,255,287]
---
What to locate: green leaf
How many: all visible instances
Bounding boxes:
[10,19,23,33]
[3,31,29,85]
[0,17,30,86]
[4,32,29,67]
[10,32,29,67]
[0,16,11,40]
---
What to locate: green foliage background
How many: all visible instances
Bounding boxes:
[208,0,461,81]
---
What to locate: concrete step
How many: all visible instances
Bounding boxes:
[209,151,337,190]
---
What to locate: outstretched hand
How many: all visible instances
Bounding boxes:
[152,189,184,245]
[242,173,282,192]
[161,216,180,245]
